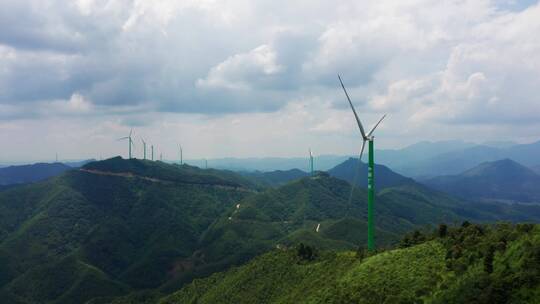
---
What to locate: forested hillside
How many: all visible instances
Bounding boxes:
[161,223,540,304]
[0,158,256,303]
[1,158,539,303]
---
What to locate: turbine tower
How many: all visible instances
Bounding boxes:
[178,144,183,165]
[338,75,386,251]
[141,138,147,160]
[309,148,314,175]
[118,129,135,159]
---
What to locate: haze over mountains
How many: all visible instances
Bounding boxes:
[172,140,540,179]
[0,163,71,186]
[3,140,540,180]
[424,159,540,203]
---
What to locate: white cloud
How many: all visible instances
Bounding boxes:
[1,0,540,160]
[197,44,284,90]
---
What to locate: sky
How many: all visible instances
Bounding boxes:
[1,0,540,161]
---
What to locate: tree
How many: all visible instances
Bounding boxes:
[438,224,448,238]
[484,245,495,274]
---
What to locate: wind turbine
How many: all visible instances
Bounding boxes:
[118,129,135,159]
[309,149,314,175]
[338,75,386,251]
[178,144,183,165]
[141,138,147,160]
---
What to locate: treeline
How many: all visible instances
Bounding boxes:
[397,222,540,303]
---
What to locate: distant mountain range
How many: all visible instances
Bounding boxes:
[237,157,415,189]
[387,140,540,178]
[183,140,540,179]
[0,162,72,185]
[3,139,540,180]
[0,159,95,187]
[423,159,540,203]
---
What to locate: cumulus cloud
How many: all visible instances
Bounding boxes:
[197,44,284,90]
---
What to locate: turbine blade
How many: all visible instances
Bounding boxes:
[367,114,387,137]
[347,139,367,208]
[358,140,366,162]
[117,137,129,140]
[338,74,367,139]
[129,129,133,137]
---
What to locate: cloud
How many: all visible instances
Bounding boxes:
[1,0,540,160]
[197,44,284,90]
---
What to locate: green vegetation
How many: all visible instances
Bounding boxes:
[1,158,540,303]
[84,157,260,189]
[161,223,540,304]
[0,158,254,303]
[239,169,308,187]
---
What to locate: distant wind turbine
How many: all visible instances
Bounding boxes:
[309,149,314,175]
[118,129,135,159]
[141,138,147,160]
[338,74,386,251]
[178,144,183,165]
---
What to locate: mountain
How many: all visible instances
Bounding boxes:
[160,223,540,304]
[177,172,540,290]
[327,158,415,189]
[0,157,258,304]
[173,139,540,179]
[0,162,72,185]
[240,169,309,187]
[376,140,478,170]
[63,159,96,168]
[2,157,540,303]
[188,155,349,172]
[481,140,517,148]
[0,160,468,304]
[424,159,540,203]
[394,140,540,178]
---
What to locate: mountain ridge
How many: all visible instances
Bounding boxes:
[423,158,540,203]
